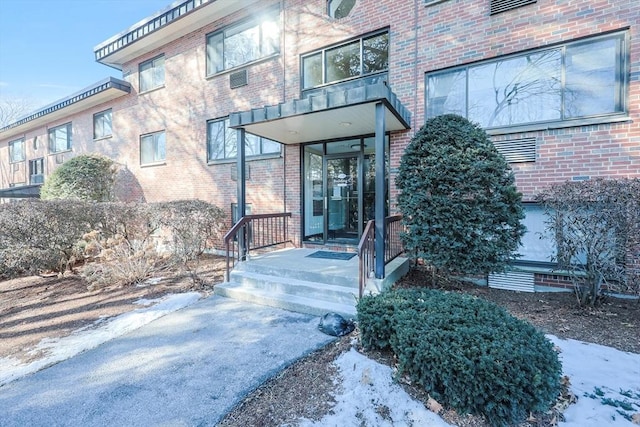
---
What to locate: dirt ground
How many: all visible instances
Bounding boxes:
[0,255,226,362]
[220,267,640,427]
[1,258,638,426]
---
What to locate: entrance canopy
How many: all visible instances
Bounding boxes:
[229,82,411,280]
[229,82,411,143]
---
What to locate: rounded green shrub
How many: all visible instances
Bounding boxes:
[41,154,116,201]
[357,288,562,426]
[395,114,525,276]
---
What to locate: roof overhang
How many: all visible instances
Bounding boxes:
[0,77,131,140]
[229,83,412,144]
[94,0,260,70]
[0,184,41,199]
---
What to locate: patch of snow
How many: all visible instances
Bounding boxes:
[550,336,640,426]
[298,348,452,427]
[0,292,201,387]
[298,336,640,427]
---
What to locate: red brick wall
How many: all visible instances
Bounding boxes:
[1,0,638,247]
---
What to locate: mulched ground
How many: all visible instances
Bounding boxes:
[219,266,639,427]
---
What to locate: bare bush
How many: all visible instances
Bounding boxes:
[0,200,97,277]
[538,178,640,306]
[81,231,167,290]
[81,203,167,289]
[157,200,226,284]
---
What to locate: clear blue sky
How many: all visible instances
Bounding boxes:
[0,0,172,111]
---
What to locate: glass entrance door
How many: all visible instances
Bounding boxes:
[302,137,388,245]
[326,156,360,242]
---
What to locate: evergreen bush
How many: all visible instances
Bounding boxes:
[395,114,525,276]
[41,154,116,201]
[357,288,562,426]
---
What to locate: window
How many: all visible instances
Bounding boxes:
[139,55,165,92]
[207,118,281,161]
[48,123,72,153]
[140,131,166,165]
[426,32,626,130]
[302,31,389,90]
[93,109,112,139]
[328,0,356,19]
[9,138,25,163]
[206,9,280,75]
[29,158,44,184]
[518,204,556,263]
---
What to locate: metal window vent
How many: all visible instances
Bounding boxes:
[490,0,536,15]
[493,137,536,163]
[229,69,248,89]
[12,163,20,172]
[488,271,535,292]
[55,154,65,164]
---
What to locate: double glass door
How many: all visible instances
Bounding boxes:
[304,138,383,244]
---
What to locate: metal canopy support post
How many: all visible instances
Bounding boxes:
[236,128,247,261]
[374,101,386,279]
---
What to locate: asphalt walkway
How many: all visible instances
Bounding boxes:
[0,295,335,426]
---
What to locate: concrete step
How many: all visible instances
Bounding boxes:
[235,259,358,288]
[214,282,357,318]
[230,270,359,306]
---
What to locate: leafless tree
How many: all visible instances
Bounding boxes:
[0,97,34,128]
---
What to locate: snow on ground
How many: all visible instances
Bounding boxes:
[298,347,452,427]
[1,295,638,426]
[0,292,201,387]
[548,335,640,426]
[300,337,640,427]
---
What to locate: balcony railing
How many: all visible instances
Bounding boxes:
[223,212,292,281]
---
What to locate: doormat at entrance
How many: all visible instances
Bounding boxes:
[306,251,357,260]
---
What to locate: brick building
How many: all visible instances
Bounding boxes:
[1,0,638,290]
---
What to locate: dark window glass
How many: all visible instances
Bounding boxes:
[363,32,388,74]
[206,9,280,75]
[207,118,280,161]
[93,109,112,139]
[426,33,625,129]
[302,30,388,90]
[48,123,72,153]
[140,131,166,164]
[328,0,356,19]
[139,56,165,92]
[9,138,25,163]
[302,53,323,89]
[326,41,360,82]
[29,158,44,184]
[565,38,621,118]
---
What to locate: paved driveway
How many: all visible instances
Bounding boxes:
[0,296,334,426]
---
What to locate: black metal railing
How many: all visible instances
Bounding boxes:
[224,213,292,281]
[357,214,403,298]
